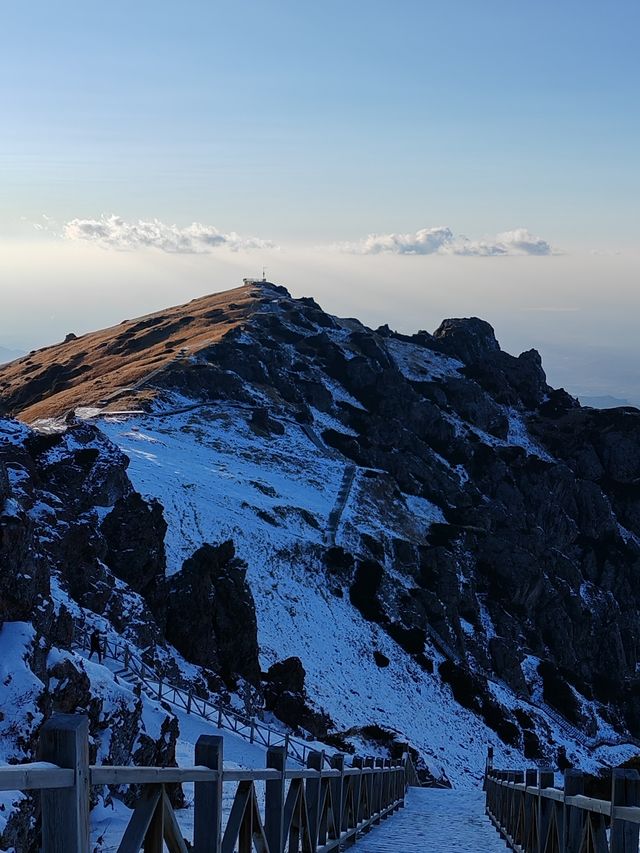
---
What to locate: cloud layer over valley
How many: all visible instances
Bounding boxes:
[336,226,554,256]
[63,215,276,253]
[57,216,552,258]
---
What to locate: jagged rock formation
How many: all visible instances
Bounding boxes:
[166,541,261,688]
[263,656,334,739]
[0,415,268,848]
[142,284,640,746]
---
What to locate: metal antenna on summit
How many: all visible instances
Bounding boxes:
[262,267,267,282]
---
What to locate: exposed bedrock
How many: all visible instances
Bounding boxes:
[165,541,261,688]
[263,656,334,739]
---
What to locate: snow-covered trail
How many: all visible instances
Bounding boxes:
[357,789,506,852]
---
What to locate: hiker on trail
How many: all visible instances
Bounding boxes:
[89,629,103,664]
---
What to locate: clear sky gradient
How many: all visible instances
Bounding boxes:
[1,1,639,401]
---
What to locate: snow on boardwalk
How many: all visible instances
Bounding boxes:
[357,788,506,852]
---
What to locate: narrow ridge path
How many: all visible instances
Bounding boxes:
[356,788,506,852]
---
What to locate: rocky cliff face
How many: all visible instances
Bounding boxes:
[2,280,640,798]
[0,416,262,849]
[141,283,640,747]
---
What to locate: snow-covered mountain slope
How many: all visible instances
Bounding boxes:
[95,398,639,789]
[4,279,640,848]
[98,406,506,785]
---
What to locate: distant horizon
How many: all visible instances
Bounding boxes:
[1,1,638,405]
[3,256,640,409]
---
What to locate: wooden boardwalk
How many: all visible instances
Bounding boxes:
[357,788,506,852]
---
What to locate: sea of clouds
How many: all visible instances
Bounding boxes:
[59,215,553,258]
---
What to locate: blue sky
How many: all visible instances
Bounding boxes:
[1,1,639,401]
[2,0,638,243]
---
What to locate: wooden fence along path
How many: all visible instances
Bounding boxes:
[484,748,640,852]
[0,714,408,853]
[73,625,336,769]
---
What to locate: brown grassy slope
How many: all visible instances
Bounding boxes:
[0,283,261,422]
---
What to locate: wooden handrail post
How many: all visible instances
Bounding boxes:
[523,769,537,844]
[393,760,402,805]
[538,770,555,853]
[330,754,345,840]
[364,757,375,821]
[306,749,324,845]
[374,758,384,821]
[38,714,89,853]
[483,746,494,792]
[306,750,323,846]
[265,746,287,853]
[193,734,223,853]
[352,757,364,824]
[611,768,640,852]
[564,769,584,853]
[381,758,390,813]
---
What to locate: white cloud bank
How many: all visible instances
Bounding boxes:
[62,215,276,253]
[336,226,554,256]
[53,215,553,257]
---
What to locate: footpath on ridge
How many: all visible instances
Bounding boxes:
[356,788,505,852]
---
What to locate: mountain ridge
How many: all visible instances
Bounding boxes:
[3,278,640,839]
[0,282,262,421]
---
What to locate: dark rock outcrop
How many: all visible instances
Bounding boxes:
[263,657,334,739]
[102,493,168,617]
[165,541,261,687]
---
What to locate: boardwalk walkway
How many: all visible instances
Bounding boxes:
[357,788,505,852]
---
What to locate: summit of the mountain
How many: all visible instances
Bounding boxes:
[0,281,274,421]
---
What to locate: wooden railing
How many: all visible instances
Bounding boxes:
[73,624,337,768]
[484,748,640,852]
[0,714,408,853]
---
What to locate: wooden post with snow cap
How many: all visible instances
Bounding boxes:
[306,750,323,845]
[374,757,384,822]
[364,757,375,823]
[538,769,555,853]
[524,768,537,845]
[563,769,584,852]
[38,714,90,853]
[611,769,640,852]
[352,756,364,824]
[193,734,223,853]
[330,753,345,837]
[265,746,287,853]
